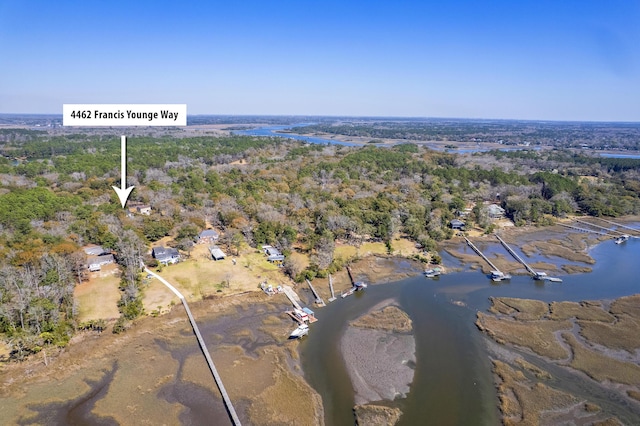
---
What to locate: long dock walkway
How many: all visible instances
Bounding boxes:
[495,235,536,276]
[558,223,613,236]
[328,274,336,302]
[594,218,640,237]
[463,236,500,272]
[306,279,325,307]
[144,266,242,426]
[282,285,303,311]
[576,219,626,236]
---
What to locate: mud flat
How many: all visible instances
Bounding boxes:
[476,294,640,424]
[0,293,323,425]
[340,301,415,425]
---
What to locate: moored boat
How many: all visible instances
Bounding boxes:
[289,323,309,339]
[615,234,630,244]
[424,267,442,278]
[490,270,511,282]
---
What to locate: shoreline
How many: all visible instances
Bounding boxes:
[2,218,639,424]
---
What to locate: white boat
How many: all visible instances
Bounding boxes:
[354,281,368,289]
[490,271,511,282]
[289,324,309,339]
[615,235,630,244]
[547,277,563,283]
[424,268,442,278]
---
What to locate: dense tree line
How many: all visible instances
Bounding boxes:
[1,131,640,358]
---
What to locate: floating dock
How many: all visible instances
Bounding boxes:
[285,309,318,324]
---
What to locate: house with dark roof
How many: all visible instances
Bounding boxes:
[152,246,180,265]
[197,229,219,244]
[450,219,465,230]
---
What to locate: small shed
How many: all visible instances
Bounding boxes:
[136,205,152,215]
[209,246,226,260]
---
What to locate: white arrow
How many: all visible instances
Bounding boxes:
[112,135,135,208]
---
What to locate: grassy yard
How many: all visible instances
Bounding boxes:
[74,264,121,322]
[146,243,286,307]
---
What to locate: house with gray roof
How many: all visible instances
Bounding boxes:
[152,246,180,265]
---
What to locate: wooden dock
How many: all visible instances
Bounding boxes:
[463,236,500,272]
[144,267,242,426]
[328,274,336,302]
[593,218,640,237]
[282,285,302,311]
[285,310,318,324]
[576,219,626,236]
[495,235,536,276]
[558,223,614,237]
[306,279,325,307]
[347,266,356,285]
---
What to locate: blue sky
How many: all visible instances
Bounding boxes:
[1,0,639,121]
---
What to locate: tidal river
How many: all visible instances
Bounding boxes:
[300,237,640,425]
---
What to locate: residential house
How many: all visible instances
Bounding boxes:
[197,229,219,244]
[486,204,506,219]
[87,254,115,272]
[152,246,180,265]
[450,219,465,230]
[262,245,285,265]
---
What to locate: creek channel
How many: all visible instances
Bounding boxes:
[299,236,640,425]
